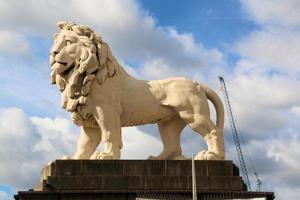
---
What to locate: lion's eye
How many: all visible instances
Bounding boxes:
[66,40,72,45]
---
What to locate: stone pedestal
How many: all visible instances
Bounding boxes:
[15,160,274,200]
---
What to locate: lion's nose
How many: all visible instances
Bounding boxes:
[50,50,59,55]
[50,45,61,55]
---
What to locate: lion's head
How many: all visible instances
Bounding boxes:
[50,21,127,125]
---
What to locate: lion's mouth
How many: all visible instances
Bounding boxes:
[52,61,72,74]
[62,64,74,76]
[57,61,68,66]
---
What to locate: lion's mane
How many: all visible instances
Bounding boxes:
[51,21,127,126]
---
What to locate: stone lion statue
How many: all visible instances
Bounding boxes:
[50,21,225,160]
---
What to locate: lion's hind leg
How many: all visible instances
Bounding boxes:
[192,119,225,160]
[148,115,186,160]
[177,96,224,160]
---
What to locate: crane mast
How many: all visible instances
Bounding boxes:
[218,76,252,191]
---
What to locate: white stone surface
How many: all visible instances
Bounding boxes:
[50,21,225,160]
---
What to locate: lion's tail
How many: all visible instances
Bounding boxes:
[204,85,224,130]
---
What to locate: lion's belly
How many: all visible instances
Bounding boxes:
[120,102,176,127]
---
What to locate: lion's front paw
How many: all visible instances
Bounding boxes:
[194,150,223,160]
[147,155,159,160]
[91,152,113,160]
[170,154,189,160]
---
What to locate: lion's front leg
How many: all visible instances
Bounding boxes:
[93,105,122,159]
[73,126,102,159]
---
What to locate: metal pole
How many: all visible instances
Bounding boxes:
[192,155,197,200]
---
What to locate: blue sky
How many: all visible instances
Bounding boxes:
[139,0,257,47]
[0,0,300,200]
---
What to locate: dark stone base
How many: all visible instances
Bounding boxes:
[16,190,275,200]
[15,160,275,200]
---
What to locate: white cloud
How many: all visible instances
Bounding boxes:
[274,186,300,200]
[0,0,226,121]
[0,30,29,56]
[138,58,189,80]
[225,135,300,199]
[215,4,300,197]
[241,0,300,28]
[267,138,300,172]
[0,0,226,71]
[0,107,77,190]
[122,126,162,159]
[30,116,78,156]
[0,107,41,189]
[258,138,300,196]
[229,1,300,141]
[0,0,226,169]
[0,107,167,190]
[0,1,299,199]
[0,59,63,117]
[291,106,300,117]
[219,62,300,139]
[0,191,10,200]
[235,29,300,72]
[230,66,300,110]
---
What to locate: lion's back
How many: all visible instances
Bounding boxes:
[148,77,206,108]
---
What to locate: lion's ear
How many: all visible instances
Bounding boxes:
[57,21,76,31]
[57,21,67,30]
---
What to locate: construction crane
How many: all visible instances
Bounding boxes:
[218,76,252,191]
[255,171,262,191]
